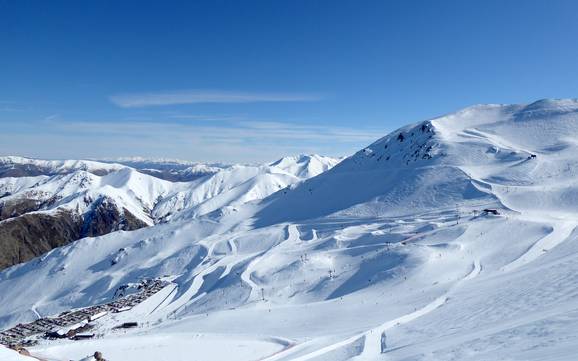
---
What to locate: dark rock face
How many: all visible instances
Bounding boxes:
[0,164,52,178]
[0,198,148,270]
[0,159,171,271]
[0,158,217,270]
[0,199,43,221]
[81,197,148,238]
[0,162,113,178]
[0,211,82,269]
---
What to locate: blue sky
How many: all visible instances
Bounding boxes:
[1,1,578,163]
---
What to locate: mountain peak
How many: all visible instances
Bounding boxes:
[523,98,578,111]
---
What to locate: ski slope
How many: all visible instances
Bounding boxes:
[2,99,578,360]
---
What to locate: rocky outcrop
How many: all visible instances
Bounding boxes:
[0,211,82,269]
[80,196,148,238]
[0,199,147,270]
[0,199,43,221]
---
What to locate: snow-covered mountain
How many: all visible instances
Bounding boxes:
[0,156,126,178]
[99,157,228,182]
[0,156,225,181]
[0,155,340,270]
[2,99,578,360]
[153,154,341,221]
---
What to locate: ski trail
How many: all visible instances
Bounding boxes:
[148,283,179,315]
[240,253,266,301]
[166,234,249,314]
[352,259,482,360]
[281,260,482,361]
[501,222,575,272]
[229,238,238,253]
[241,224,301,301]
[255,339,298,361]
[169,253,255,315]
[280,295,449,361]
[459,128,536,157]
[287,224,302,243]
[464,259,482,281]
[161,261,222,316]
[31,306,42,320]
[311,229,318,241]
[350,295,449,360]
[219,255,240,280]
[458,164,578,274]
[386,296,578,360]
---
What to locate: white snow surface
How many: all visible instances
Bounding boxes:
[0,346,36,360]
[0,154,339,225]
[2,99,578,360]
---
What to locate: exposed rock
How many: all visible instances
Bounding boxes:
[80,197,148,237]
[0,199,42,221]
[0,201,147,270]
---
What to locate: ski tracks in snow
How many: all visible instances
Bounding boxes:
[262,257,483,361]
[349,259,483,360]
[263,217,576,361]
[501,221,576,273]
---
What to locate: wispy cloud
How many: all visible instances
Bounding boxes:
[42,118,379,144]
[166,114,246,122]
[44,114,60,121]
[110,90,323,108]
[2,117,383,163]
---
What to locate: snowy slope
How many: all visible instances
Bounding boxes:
[269,154,343,179]
[255,121,490,226]
[0,175,49,197]
[153,155,342,220]
[2,99,578,360]
[257,99,578,224]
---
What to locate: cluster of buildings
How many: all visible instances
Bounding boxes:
[0,279,169,347]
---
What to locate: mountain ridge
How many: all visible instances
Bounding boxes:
[0,154,340,270]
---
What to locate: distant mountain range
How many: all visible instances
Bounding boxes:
[0,154,341,269]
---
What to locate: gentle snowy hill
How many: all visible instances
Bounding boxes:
[2,99,578,360]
